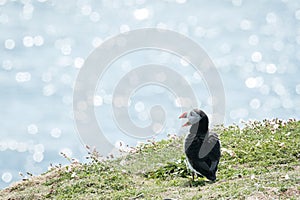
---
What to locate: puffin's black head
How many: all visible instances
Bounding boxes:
[179,109,209,133]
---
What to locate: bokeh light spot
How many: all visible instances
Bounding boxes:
[92,37,103,47]
[251,51,262,62]
[133,8,149,20]
[2,60,13,70]
[74,57,84,69]
[33,35,44,46]
[273,83,286,96]
[134,101,145,112]
[248,35,259,46]
[33,152,44,162]
[94,95,103,106]
[90,12,100,22]
[16,72,31,82]
[120,24,130,33]
[240,19,252,30]
[61,45,72,55]
[81,5,92,16]
[4,39,15,49]
[266,12,277,24]
[27,124,38,135]
[50,128,62,138]
[1,172,12,183]
[43,84,56,96]
[266,63,277,74]
[180,58,189,66]
[250,98,261,109]
[23,36,34,47]
[245,76,264,88]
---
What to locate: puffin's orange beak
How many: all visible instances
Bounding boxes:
[178,112,188,119]
[179,112,191,127]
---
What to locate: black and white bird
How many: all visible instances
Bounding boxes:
[179,109,221,181]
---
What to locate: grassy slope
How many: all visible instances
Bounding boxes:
[1,119,299,199]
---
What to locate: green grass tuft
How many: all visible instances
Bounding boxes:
[0,119,299,199]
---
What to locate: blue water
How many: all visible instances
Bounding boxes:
[1,0,300,189]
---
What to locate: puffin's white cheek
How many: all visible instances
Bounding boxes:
[188,115,200,124]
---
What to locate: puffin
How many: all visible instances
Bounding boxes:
[179,109,221,181]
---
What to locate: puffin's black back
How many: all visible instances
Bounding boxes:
[184,109,211,159]
[195,109,209,135]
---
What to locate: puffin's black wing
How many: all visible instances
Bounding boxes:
[204,132,221,176]
[185,136,215,180]
[184,131,220,181]
[185,134,218,181]
[199,131,220,161]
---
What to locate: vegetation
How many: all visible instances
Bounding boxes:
[0,119,299,199]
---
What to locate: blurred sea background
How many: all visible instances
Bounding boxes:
[1,0,300,189]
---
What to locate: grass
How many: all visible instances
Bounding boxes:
[0,119,299,199]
